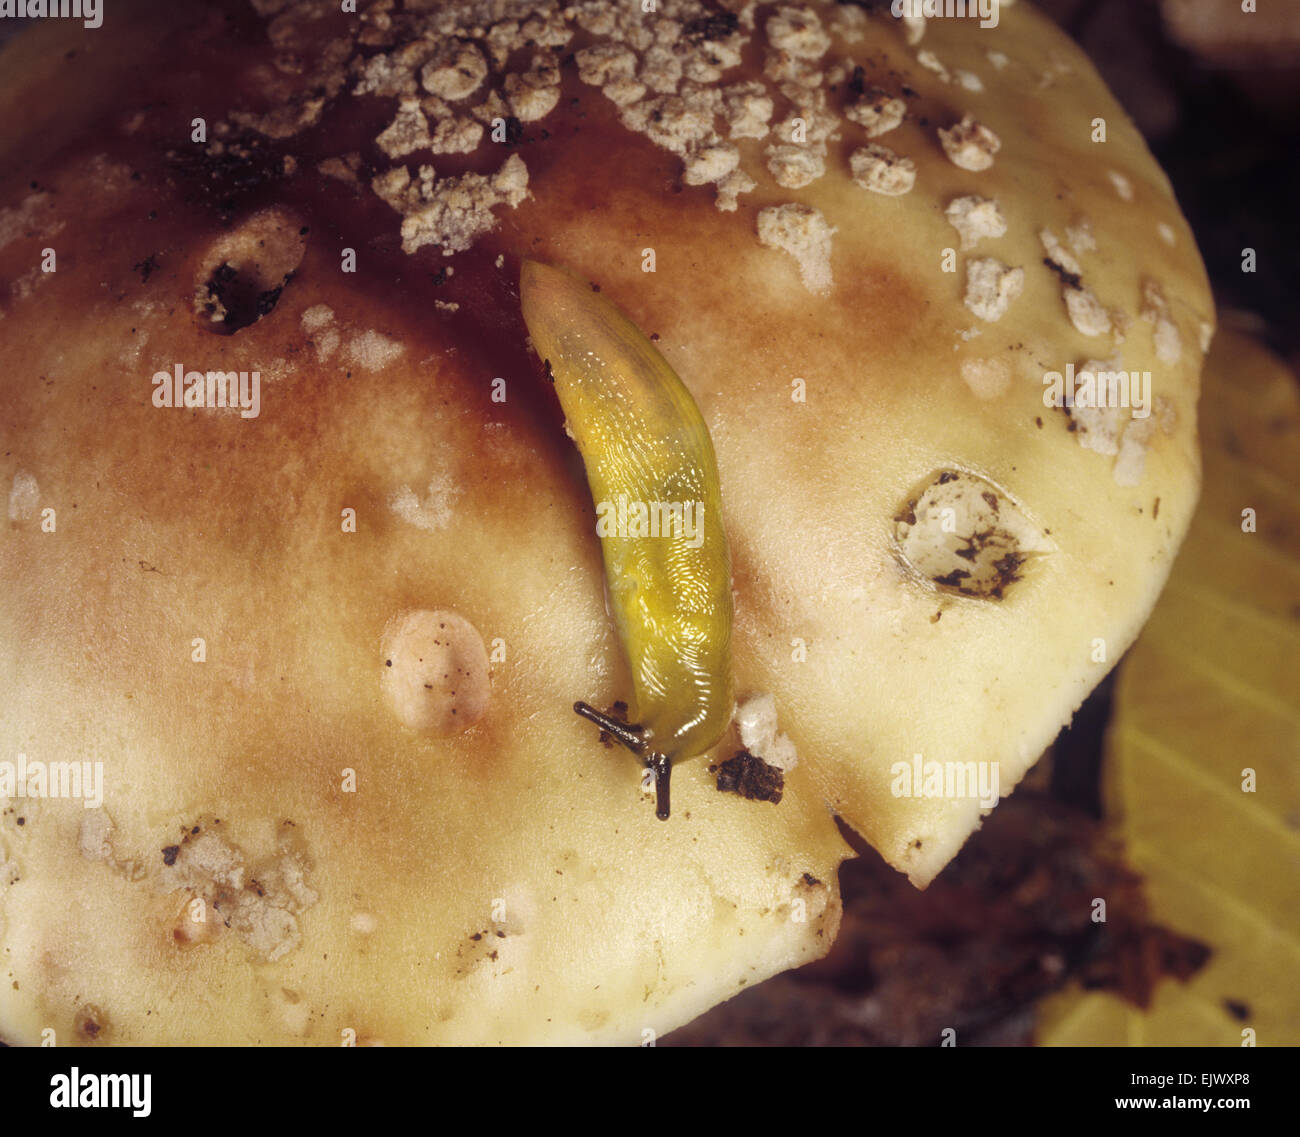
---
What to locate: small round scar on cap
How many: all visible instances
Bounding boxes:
[380,609,491,734]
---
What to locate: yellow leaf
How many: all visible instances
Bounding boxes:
[1037,328,1300,1046]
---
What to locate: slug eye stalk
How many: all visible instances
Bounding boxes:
[574,701,673,820]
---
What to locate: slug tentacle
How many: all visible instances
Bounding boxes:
[573,701,672,821]
[522,260,734,819]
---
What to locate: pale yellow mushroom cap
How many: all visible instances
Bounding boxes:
[0,0,1209,1044]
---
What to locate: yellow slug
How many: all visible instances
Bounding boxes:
[520,259,734,819]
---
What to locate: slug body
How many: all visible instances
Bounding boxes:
[520,259,734,815]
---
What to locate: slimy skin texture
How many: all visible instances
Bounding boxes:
[520,260,734,813]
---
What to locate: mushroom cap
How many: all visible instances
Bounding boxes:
[0,0,1210,1044]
